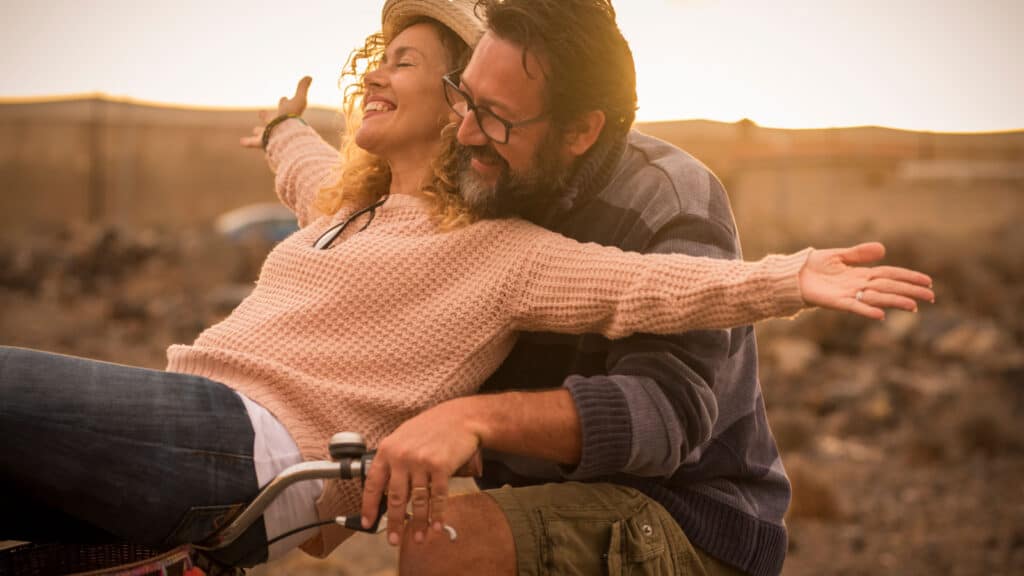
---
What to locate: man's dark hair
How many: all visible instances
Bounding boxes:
[476,0,637,140]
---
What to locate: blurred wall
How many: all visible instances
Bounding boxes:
[0,98,342,232]
[1,98,1021,254]
[639,120,1024,256]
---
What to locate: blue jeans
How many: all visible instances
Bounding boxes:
[0,346,268,566]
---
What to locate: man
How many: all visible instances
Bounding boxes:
[365,1,788,574]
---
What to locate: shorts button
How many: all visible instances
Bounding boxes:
[642,524,654,537]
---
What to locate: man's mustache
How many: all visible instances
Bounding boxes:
[464,144,507,169]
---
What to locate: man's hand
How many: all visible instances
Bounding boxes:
[362,389,580,547]
[361,398,484,546]
[239,76,312,148]
[799,242,934,319]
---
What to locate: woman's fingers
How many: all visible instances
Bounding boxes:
[246,77,312,147]
[870,266,933,290]
[239,130,261,148]
[867,278,935,304]
[276,76,312,116]
[294,76,312,101]
[839,242,886,266]
[849,300,886,321]
[240,126,267,148]
[859,289,919,313]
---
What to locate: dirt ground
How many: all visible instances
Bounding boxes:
[1,223,1022,575]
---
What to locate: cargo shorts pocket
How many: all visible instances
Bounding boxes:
[539,502,672,576]
[605,505,673,576]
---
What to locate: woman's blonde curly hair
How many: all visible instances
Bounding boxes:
[315,18,477,230]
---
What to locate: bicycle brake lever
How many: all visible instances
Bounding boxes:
[335,450,387,533]
[334,509,385,533]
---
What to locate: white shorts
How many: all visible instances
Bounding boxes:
[236,392,323,560]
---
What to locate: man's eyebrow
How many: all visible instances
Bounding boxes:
[459,76,515,117]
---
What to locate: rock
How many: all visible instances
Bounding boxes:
[811,357,882,418]
[959,416,1024,458]
[787,312,869,355]
[943,257,1010,319]
[815,435,883,463]
[907,435,950,465]
[772,411,817,453]
[109,298,150,321]
[932,319,1008,361]
[907,309,955,352]
[862,310,919,350]
[841,525,867,554]
[766,337,821,376]
[886,364,965,401]
[0,244,52,294]
[786,456,844,521]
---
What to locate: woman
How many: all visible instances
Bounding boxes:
[0,2,932,567]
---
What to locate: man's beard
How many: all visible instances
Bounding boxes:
[456,131,571,222]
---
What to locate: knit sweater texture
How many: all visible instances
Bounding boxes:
[165,121,808,556]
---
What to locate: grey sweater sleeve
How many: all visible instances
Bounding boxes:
[562,211,741,479]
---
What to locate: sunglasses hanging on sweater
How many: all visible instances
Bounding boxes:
[313,194,391,250]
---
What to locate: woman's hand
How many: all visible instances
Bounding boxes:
[799,242,934,320]
[239,76,313,148]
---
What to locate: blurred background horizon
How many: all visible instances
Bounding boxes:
[2,0,1022,132]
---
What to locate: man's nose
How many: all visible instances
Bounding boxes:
[456,109,488,146]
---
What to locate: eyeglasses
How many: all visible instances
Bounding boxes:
[442,71,548,145]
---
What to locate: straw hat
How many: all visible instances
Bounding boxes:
[382,0,485,47]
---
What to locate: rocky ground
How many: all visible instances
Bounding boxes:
[1,224,1021,575]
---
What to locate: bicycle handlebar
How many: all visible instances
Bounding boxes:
[196,432,381,551]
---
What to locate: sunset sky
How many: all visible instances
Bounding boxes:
[1,0,1020,132]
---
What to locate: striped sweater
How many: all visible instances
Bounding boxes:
[480,129,794,576]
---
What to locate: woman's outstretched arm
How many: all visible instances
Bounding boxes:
[510,227,933,338]
[240,77,340,227]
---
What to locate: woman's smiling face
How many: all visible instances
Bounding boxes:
[354,22,456,161]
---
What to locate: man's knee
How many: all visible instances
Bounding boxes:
[398,492,515,576]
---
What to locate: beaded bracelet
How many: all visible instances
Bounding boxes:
[261,114,308,150]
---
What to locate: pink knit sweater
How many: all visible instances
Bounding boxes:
[166,121,809,555]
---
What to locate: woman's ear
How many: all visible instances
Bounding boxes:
[562,110,607,159]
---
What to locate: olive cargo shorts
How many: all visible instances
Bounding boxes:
[486,482,744,576]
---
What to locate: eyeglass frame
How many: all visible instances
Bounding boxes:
[442,70,548,145]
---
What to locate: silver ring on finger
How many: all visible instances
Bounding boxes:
[855,290,865,302]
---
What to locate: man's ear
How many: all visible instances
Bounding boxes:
[562,110,606,159]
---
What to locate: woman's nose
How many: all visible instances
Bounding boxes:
[364,66,387,88]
